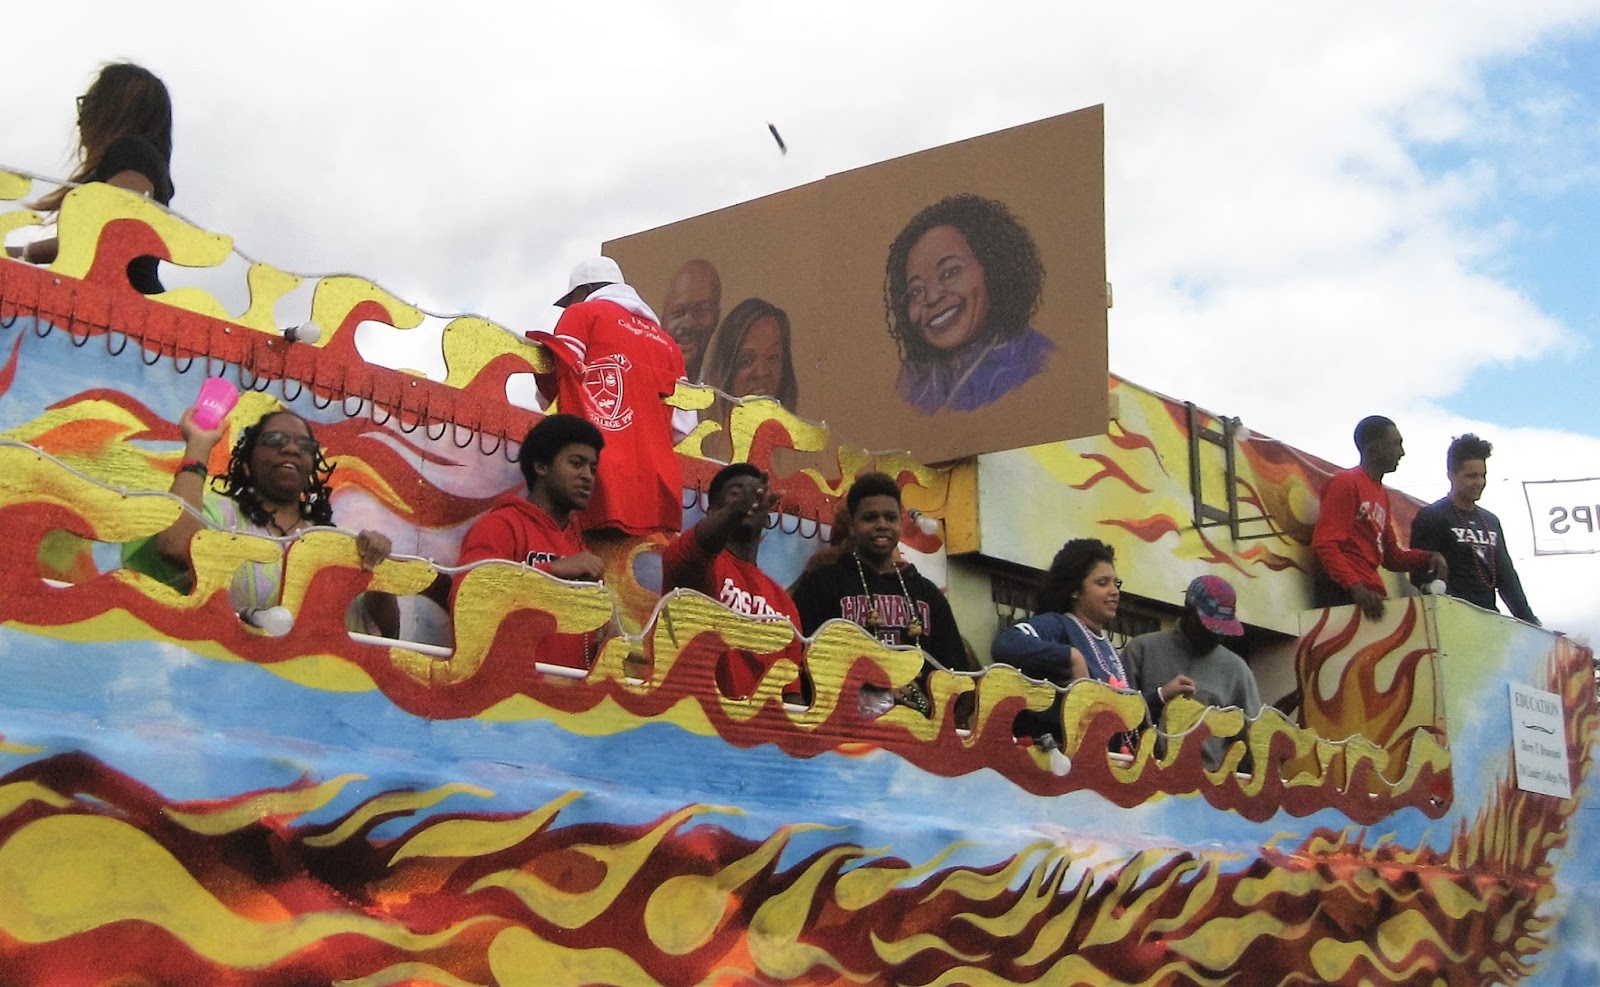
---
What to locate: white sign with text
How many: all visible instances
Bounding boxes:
[1523,476,1600,555]
[1509,682,1572,799]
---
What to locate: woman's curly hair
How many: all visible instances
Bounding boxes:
[883,193,1045,369]
[212,411,336,528]
[1036,538,1115,616]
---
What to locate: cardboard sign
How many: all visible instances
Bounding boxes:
[608,106,1109,463]
[1509,682,1572,799]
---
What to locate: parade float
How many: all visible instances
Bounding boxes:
[0,123,1595,986]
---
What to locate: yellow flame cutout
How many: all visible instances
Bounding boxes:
[403,563,614,686]
[0,169,31,201]
[310,275,424,346]
[439,315,551,387]
[52,183,231,283]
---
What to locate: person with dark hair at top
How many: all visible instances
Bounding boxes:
[1311,415,1447,621]
[125,403,397,636]
[991,538,1138,754]
[883,193,1054,414]
[10,63,175,294]
[454,414,607,669]
[790,472,972,716]
[1409,433,1539,624]
[532,257,693,537]
[702,298,800,411]
[661,463,805,700]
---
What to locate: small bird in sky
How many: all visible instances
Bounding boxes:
[767,122,787,155]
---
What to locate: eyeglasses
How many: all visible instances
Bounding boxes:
[258,430,320,456]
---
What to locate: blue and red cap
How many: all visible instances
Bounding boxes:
[1185,575,1244,636]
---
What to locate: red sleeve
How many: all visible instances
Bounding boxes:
[544,305,594,366]
[453,513,509,608]
[660,525,716,595]
[452,511,555,607]
[458,513,518,568]
[1311,473,1368,590]
[772,581,803,630]
[1382,519,1433,573]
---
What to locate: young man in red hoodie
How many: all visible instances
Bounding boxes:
[1311,415,1447,621]
[454,413,607,667]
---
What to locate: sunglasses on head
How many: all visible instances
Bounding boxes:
[257,430,320,456]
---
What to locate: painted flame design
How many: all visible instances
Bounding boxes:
[0,630,1585,987]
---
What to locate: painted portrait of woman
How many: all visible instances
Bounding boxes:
[703,297,799,411]
[883,194,1054,414]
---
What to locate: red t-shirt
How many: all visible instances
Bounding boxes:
[1312,467,1432,594]
[455,497,593,669]
[661,526,804,699]
[536,297,685,536]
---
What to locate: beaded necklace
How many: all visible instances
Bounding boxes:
[1068,613,1137,755]
[851,551,923,643]
[1068,614,1127,686]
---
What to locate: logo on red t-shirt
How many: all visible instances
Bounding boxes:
[718,578,786,620]
[584,353,634,430]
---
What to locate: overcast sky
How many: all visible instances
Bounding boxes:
[9,1,1600,638]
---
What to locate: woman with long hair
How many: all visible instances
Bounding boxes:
[702,297,799,410]
[991,538,1138,752]
[697,297,801,462]
[10,62,175,293]
[127,401,397,636]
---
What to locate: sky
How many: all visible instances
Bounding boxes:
[7,0,1599,639]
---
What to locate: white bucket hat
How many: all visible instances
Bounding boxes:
[555,256,624,307]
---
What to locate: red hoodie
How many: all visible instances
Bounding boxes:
[454,497,594,669]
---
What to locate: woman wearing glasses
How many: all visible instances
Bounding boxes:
[991,538,1138,753]
[129,404,398,636]
[10,63,175,294]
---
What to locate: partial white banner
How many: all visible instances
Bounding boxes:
[1523,477,1600,556]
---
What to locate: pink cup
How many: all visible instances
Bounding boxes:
[192,378,240,431]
